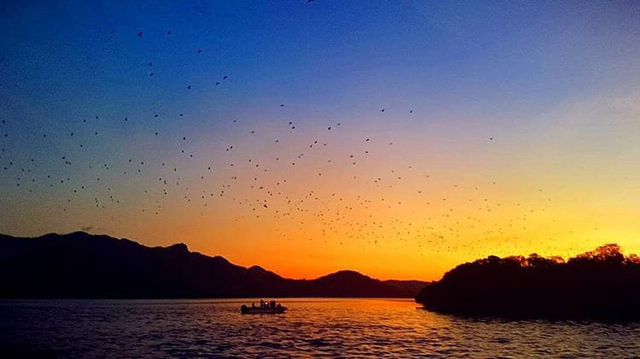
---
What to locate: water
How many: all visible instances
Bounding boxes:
[1,298,639,357]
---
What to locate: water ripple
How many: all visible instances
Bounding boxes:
[1,298,640,357]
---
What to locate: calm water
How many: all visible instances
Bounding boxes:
[1,298,639,357]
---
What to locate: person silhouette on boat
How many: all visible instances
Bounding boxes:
[241,300,287,314]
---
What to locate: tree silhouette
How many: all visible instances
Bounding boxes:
[416,244,640,320]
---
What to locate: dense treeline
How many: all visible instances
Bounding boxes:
[416,244,640,320]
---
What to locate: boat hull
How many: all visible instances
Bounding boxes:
[240,306,287,314]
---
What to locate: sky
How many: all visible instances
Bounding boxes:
[1,0,640,281]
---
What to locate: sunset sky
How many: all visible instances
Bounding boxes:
[1,1,640,281]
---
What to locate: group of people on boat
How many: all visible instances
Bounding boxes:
[252,299,283,310]
[241,299,286,314]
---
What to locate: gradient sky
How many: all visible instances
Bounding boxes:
[1,0,640,280]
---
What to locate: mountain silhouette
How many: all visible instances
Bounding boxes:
[415,244,640,320]
[0,232,427,299]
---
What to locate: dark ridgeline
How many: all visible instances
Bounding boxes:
[0,232,427,299]
[416,244,640,320]
[382,280,431,295]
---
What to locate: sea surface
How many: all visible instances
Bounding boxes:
[1,298,639,357]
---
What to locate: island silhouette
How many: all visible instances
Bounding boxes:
[0,232,427,299]
[416,244,640,320]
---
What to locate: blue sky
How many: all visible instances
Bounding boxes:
[1,1,640,279]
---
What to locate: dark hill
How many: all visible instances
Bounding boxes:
[294,270,416,297]
[384,280,431,294]
[0,232,427,299]
[415,244,640,320]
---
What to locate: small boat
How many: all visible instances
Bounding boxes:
[241,300,287,314]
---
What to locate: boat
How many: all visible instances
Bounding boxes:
[241,306,287,314]
[241,300,287,314]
